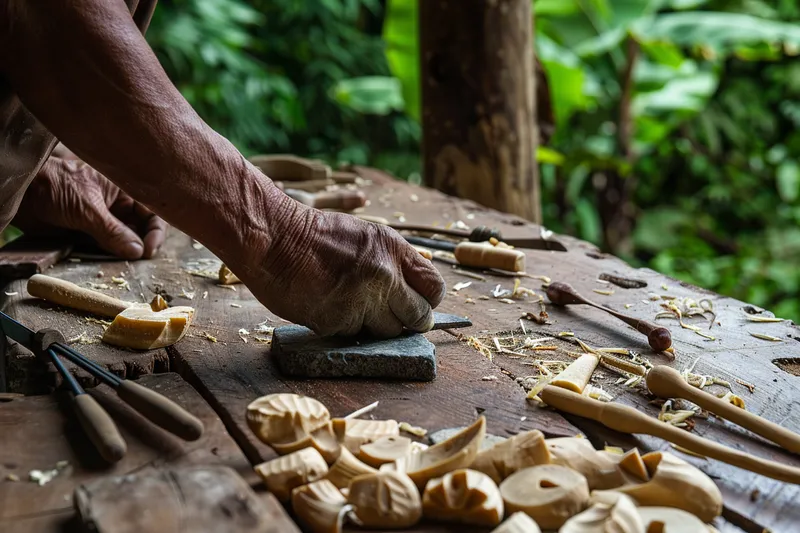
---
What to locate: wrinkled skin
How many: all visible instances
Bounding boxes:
[0,0,445,337]
[13,156,166,260]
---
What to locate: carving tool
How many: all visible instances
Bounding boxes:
[0,311,204,462]
[546,281,673,353]
[356,215,567,251]
[539,385,800,485]
[402,236,526,273]
[646,365,800,455]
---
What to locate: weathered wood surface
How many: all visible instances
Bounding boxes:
[0,372,294,533]
[74,464,299,533]
[0,235,71,279]
[3,168,799,532]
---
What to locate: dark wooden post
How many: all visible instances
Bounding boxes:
[419,0,540,223]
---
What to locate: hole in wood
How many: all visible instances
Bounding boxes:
[773,358,800,377]
[538,479,558,489]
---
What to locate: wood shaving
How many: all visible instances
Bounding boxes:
[478,295,490,300]
[6,473,19,482]
[180,288,195,300]
[491,284,511,298]
[111,277,130,291]
[498,298,515,304]
[624,303,633,309]
[482,375,498,381]
[345,400,379,419]
[749,332,782,342]
[87,282,110,290]
[717,391,746,409]
[661,283,669,290]
[583,385,613,402]
[192,240,205,250]
[202,291,208,299]
[592,289,614,296]
[4,291,18,296]
[67,331,100,345]
[453,281,472,291]
[744,315,785,323]
[558,332,574,337]
[399,422,427,437]
[238,328,250,343]
[465,298,475,304]
[658,400,697,428]
[735,378,756,393]
[200,332,217,343]
[252,336,272,344]
[231,303,242,308]
[217,284,237,291]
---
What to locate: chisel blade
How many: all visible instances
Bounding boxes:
[432,312,472,330]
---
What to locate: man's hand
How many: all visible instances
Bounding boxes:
[12,156,166,259]
[235,192,447,338]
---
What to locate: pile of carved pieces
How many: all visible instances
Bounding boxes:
[246,393,722,532]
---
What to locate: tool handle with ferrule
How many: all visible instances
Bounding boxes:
[116,380,204,441]
[73,394,127,463]
[647,365,800,455]
[539,385,800,485]
[27,274,131,318]
[454,242,526,272]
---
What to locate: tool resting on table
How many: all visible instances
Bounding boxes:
[539,385,800,485]
[647,365,800,455]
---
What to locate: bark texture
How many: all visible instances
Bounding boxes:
[420,0,540,223]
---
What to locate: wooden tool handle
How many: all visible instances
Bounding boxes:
[539,386,800,485]
[248,154,330,181]
[74,394,127,463]
[647,366,800,455]
[311,190,366,210]
[117,381,204,441]
[546,281,672,352]
[27,274,131,318]
[454,242,526,272]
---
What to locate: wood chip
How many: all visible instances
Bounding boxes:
[592,289,614,296]
[399,422,427,437]
[749,332,782,342]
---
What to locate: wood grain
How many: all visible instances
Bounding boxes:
[3,169,799,532]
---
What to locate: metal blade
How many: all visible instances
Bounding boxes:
[432,312,472,330]
[0,311,35,350]
[501,237,568,252]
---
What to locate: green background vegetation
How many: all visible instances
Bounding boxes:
[123,1,800,321]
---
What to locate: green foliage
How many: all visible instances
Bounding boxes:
[145,0,800,322]
[147,0,421,176]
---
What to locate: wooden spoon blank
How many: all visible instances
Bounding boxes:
[647,365,800,455]
[539,385,800,485]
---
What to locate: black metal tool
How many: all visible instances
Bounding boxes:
[392,223,567,251]
[0,311,204,462]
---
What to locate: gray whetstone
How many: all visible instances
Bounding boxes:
[271,325,437,381]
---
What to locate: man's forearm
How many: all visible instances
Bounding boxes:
[1,0,282,257]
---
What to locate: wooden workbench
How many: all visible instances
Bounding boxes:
[2,167,799,533]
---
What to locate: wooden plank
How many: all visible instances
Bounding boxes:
[3,168,798,531]
[74,465,299,533]
[0,236,71,279]
[0,372,295,533]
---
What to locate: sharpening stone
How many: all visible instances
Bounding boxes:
[271,326,437,381]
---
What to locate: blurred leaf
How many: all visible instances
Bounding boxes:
[575,198,602,245]
[634,12,800,55]
[777,161,800,203]
[537,146,566,165]
[383,0,420,121]
[332,76,405,115]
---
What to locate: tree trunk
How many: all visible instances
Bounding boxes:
[419,0,540,223]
